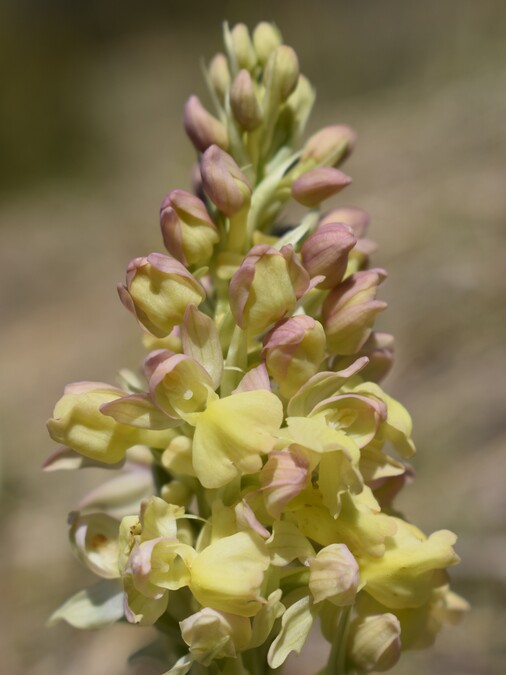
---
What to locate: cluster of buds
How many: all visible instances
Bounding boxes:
[46,22,467,675]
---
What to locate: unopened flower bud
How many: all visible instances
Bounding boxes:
[201,145,251,216]
[309,543,360,605]
[286,74,315,127]
[301,125,357,167]
[263,315,326,398]
[180,608,252,665]
[230,23,257,71]
[347,613,401,673]
[208,52,231,102]
[369,463,414,508]
[322,268,387,355]
[358,332,395,382]
[319,205,370,238]
[118,253,205,337]
[301,223,357,289]
[253,22,282,65]
[292,167,352,207]
[260,448,310,518]
[229,244,310,334]
[160,189,219,266]
[231,69,263,131]
[264,45,300,101]
[319,207,375,273]
[184,95,228,153]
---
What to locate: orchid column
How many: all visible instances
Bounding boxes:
[46,21,467,675]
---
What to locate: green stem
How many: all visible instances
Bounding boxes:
[325,606,351,675]
[195,483,211,520]
[246,151,300,238]
[220,325,248,396]
[227,204,251,254]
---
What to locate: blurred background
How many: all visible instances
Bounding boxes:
[1,0,505,673]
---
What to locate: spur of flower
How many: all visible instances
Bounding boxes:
[46,21,467,675]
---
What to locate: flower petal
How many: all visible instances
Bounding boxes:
[192,390,283,488]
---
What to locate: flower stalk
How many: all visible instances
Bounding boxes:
[46,20,467,675]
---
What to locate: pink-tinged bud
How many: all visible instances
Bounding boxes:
[253,22,282,65]
[118,253,205,337]
[322,268,387,355]
[160,189,219,266]
[260,448,310,518]
[229,244,310,334]
[263,315,326,398]
[370,463,415,508]
[183,95,229,153]
[230,23,257,71]
[331,331,394,384]
[359,332,395,382]
[234,363,271,394]
[301,223,357,289]
[208,52,231,102]
[200,145,251,216]
[301,125,357,167]
[319,208,375,274]
[291,167,352,208]
[143,348,174,380]
[264,45,300,101]
[231,69,263,131]
[319,206,370,238]
[309,543,360,606]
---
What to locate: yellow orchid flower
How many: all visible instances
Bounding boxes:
[192,389,283,488]
[189,531,270,617]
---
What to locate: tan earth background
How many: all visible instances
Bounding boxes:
[1,1,505,673]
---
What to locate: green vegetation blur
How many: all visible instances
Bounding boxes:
[0,1,505,673]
